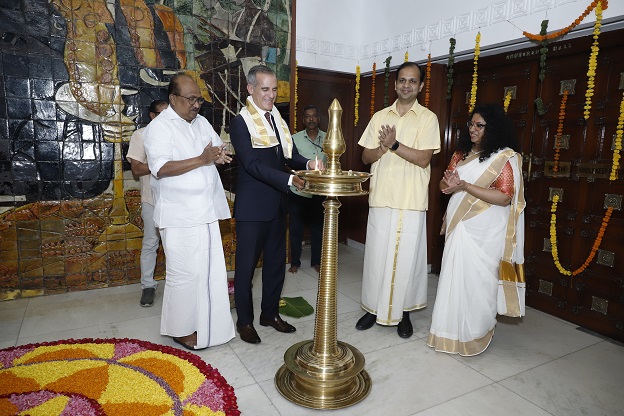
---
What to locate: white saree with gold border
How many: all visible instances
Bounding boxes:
[427,148,525,356]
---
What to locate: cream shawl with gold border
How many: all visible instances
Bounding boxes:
[239,97,293,159]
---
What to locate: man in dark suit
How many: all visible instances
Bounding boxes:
[230,65,322,344]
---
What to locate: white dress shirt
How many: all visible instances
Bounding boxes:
[144,106,230,228]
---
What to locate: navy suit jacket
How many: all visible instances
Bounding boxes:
[230,114,308,222]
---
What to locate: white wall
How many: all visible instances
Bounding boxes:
[296,0,624,74]
[294,0,362,72]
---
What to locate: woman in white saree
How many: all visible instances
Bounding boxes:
[428,104,526,356]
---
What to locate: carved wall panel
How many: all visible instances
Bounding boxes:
[0,0,293,300]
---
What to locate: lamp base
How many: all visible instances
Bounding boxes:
[275,340,372,410]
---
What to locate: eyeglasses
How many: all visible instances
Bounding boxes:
[173,94,205,105]
[467,121,487,130]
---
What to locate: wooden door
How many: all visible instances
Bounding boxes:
[445,30,624,341]
[525,34,624,340]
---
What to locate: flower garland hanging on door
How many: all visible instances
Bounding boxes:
[550,196,613,279]
[583,1,603,120]
[294,61,298,131]
[610,92,624,181]
[424,54,432,108]
[503,90,513,113]
[469,32,481,113]
[383,56,392,108]
[446,38,456,101]
[552,90,569,173]
[370,62,376,118]
[354,65,360,126]
[521,0,608,41]
[548,87,623,279]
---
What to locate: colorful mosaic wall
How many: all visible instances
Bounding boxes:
[0,0,292,300]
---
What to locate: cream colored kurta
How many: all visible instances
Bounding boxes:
[358,99,441,325]
[427,149,524,356]
[358,99,440,210]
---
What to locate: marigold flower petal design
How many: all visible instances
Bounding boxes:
[0,338,240,416]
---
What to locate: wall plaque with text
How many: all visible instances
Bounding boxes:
[577,163,611,179]
[544,161,571,178]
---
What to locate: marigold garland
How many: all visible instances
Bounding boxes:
[370,62,376,118]
[447,38,456,100]
[553,90,569,173]
[354,65,360,126]
[404,51,409,62]
[550,195,613,278]
[469,32,481,113]
[523,0,609,41]
[294,61,298,131]
[503,90,513,113]
[424,53,432,108]
[383,56,392,108]
[611,91,624,180]
[584,1,602,120]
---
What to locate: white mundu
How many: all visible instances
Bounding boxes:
[360,208,428,325]
[145,105,234,348]
[159,224,234,348]
[358,99,440,325]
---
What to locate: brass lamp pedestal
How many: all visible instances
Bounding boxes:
[275,99,372,409]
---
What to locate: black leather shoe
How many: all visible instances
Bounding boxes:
[236,323,261,344]
[259,314,296,333]
[355,312,376,330]
[397,312,413,338]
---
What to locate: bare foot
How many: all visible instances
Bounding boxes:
[313,265,320,273]
[288,265,299,274]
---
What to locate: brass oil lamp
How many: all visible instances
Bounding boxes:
[275,99,372,409]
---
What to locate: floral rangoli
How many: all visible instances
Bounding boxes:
[0,338,240,415]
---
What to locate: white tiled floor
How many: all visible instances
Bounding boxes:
[1,244,623,416]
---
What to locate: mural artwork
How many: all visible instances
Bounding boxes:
[0,0,293,300]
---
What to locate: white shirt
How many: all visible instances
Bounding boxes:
[126,127,154,205]
[144,106,231,228]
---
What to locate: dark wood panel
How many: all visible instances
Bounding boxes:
[295,69,355,243]
[296,63,450,270]
[294,31,624,341]
[449,30,624,341]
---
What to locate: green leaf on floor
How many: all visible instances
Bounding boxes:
[279,297,314,318]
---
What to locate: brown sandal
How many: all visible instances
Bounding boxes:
[173,332,207,351]
[173,337,196,351]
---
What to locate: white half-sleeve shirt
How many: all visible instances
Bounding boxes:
[143,106,230,228]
